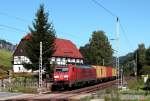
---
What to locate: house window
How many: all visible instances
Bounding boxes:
[67,58,71,62]
[76,59,80,63]
[62,58,66,62]
[16,56,21,64]
[56,58,60,62]
[18,67,21,71]
[51,57,55,61]
[72,59,75,63]
[80,60,83,64]
[57,61,61,65]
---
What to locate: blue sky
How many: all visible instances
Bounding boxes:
[0,0,150,56]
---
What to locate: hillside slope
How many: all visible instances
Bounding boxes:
[0,39,16,51]
[0,49,13,70]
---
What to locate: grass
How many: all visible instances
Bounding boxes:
[8,86,37,93]
[1,76,38,93]
[120,89,145,95]
[1,85,38,93]
[0,49,13,70]
[118,77,149,95]
[127,78,145,91]
[88,78,150,101]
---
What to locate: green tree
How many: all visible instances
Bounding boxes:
[146,47,150,65]
[24,5,56,74]
[137,44,146,75]
[80,30,113,66]
[79,44,92,64]
[119,52,135,76]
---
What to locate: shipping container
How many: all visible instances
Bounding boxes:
[112,68,117,77]
[106,67,112,78]
[92,65,107,79]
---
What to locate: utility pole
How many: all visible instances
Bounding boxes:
[135,52,137,76]
[116,17,120,88]
[103,59,105,66]
[134,51,137,80]
[121,66,123,87]
[39,42,42,88]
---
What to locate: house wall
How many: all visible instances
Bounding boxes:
[13,65,32,72]
[13,56,83,72]
[13,56,31,72]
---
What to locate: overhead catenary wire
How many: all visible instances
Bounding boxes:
[91,0,133,52]
[0,10,84,45]
[0,11,29,23]
[0,24,27,33]
[92,0,117,18]
[0,11,29,35]
[119,20,134,51]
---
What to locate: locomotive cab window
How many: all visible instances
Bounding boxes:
[55,67,68,72]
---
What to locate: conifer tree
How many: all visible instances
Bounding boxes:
[24,5,56,74]
[137,44,146,75]
[146,47,150,65]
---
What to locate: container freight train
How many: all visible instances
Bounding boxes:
[52,64,117,90]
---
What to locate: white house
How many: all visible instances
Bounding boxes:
[12,34,84,72]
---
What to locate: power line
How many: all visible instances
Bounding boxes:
[0,11,29,34]
[92,0,117,18]
[119,19,134,50]
[0,24,27,33]
[59,33,86,47]
[0,11,29,23]
[91,0,134,52]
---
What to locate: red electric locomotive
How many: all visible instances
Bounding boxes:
[53,64,96,89]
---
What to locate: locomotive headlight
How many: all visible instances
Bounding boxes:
[64,75,68,78]
[54,75,59,78]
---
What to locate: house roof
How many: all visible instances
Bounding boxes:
[15,34,83,59]
[53,38,83,58]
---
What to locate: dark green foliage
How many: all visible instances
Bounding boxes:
[142,66,150,74]
[119,52,135,75]
[146,47,150,65]
[145,77,150,95]
[123,61,135,76]
[119,43,150,76]
[120,53,134,65]
[137,44,146,75]
[80,30,113,66]
[24,5,56,74]
[79,44,92,64]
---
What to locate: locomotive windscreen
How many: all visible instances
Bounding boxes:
[55,67,68,72]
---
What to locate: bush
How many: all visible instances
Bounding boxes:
[142,65,150,74]
[128,78,144,90]
[104,96,110,101]
[105,88,112,94]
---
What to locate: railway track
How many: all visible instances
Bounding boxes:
[5,79,121,101]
